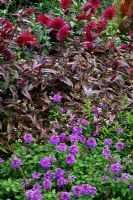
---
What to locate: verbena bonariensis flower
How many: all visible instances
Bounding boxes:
[50,135,60,145]
[52,94,62,103]
[116,128,123,134]
[57,143,67,152]
[42,179,52,189]
[0,158,4,165]
[59,192,71,200]
[69,134,80,143]
[16,31,37,47]
[11,158,22,169]
[103,6,115,21]
[87,138,97,149]
[36,14,51,26]
[66,154,76,165]
[72,186,82,196]
[121,173,131,181]
[55,168,65,178]
[50,17,66,30]
[56,25,70,41]
[102,148,112,159]
[60,0,73,10]
[59,132,66,142]
[57,177,67,187]
[72,125,83,135]
[44,171,54,180]
[116,142,125,151]
[110,162,122,174]
[24,134,33,143]
[68,145,79,155]
[81,184,97,195]
[40,157,53,170]
[103,138,113,147]
[32,172,41,179]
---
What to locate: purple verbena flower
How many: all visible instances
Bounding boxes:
[93,108,102,116]
[59,132,66,142]
[87,138,97,149]
[72,125,83,135]
[129,185,133,190]
[25,187,42,200]
[0,158,4,165]
[32,184,42,191]
[66,154,76,165]
[40,158,52,170]
[57,177,67,187]
[72,186,82,196]
[68,145,79,155]
[32,172,41,179]
[44,171,54,180]
[79,135,86,144]
[42,179,52,189]
[110,162,122,174]
[49,135,60,145]
[52,94,62,103]
[116,142,125,151]
[57,143,67,152]
[102,148,112,159]
[103,138,113,147]
[81,184,97,195]
[92,130,99,137]
[55,168,65,178]
[69,134,80,143]
[77,118,88,125]
[117,128,123,134]
[60,107,67,114]
[59,192,71,200]
[24,134,33,143]
[121,173,131,181]
[101,175,108,181]
[11,158,22,169]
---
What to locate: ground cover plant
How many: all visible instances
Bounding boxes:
[0,0,133,199]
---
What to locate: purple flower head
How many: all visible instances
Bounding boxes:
[121,173,131,181]
[110,162,122,174]
[40,158,52,170]
[55,168,65,178]
[0,158,4,165]
[117,128,123,134]
[32,183,42,191]
[44,171,53,180]
[69,134,80,143]
[77,118,88,125]
[87,138,97,149]
[57,143,67,152]
[129,185,133,190]
[25,184,42,200]
[72,125,83,135]
[72,186,82,196]
[66,154,76,165]
[99,103,108,108]
[79,135,86,144]
[69,119,77,126]
[102,175,108,181]
[52,94,62,103]
[102,148,112,159]
[32,172,41,179]
[81,184,97,195]
[116,142,125,151]
[103,138,113,147]
[59,132,66,142]
[93,108,102,116]
[42,179,52,189]
[11,158,22,169]
[59,192,71,200]
[57,177,67,187]
[68,145,79,155]
[24,134,33,144]
[49,135,60,145]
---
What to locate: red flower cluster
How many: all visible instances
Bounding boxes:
[49,17,66,30]
[16,31,37,47]
[0,18,14,39]
[60,0,73,10]
[36,14,51,26]
[56,25,70,41]
[103,6,116,21]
